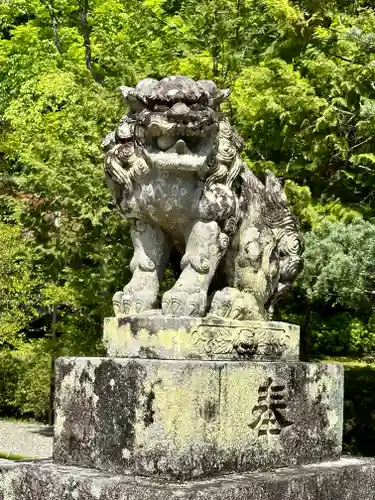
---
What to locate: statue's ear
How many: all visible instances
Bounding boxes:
[219,88,231,101]
[119,86,134,100]
[265,170,288,208]
[119,86,146,112]
[212,88,230,107]
[197,80,230,108]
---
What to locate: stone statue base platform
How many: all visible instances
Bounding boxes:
[103,315,300,361]
[1,457,375,499]
[53,357,343,479]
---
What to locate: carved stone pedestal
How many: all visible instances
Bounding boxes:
[53,357,343,479]
[103,315,300,360]
[0,315,373,499]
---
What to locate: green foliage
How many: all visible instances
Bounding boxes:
[284,181,361,230]
[342,362,375,456]
[310,313,375,356]
[0,221,42,348]
[301,219,375,311]
[0,452,30,461]
[294,219,375,357]
[0,342,50,421]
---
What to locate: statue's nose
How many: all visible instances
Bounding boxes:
[167,102,191,121]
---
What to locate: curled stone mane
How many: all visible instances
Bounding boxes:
[102,75,303,320]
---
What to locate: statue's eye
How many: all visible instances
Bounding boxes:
[157,136,176,151]
[154,105,169,112]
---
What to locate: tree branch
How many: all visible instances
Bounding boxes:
[332,54,365,66]
[349,136,374,151]
[145,7,185,36]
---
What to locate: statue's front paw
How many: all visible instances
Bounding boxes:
[113,289,157,316]
[122,290,157,315]
[162,289,207,317]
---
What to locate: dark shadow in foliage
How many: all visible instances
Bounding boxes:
[161,0,184,15]
[343,364,375,456]
[0,354,21,419]
[0,12,36,40]
[30,425,54,437]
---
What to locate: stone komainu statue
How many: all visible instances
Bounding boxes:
[102,76,303,319]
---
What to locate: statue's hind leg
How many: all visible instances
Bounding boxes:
[208,223,278,320]
[162,220,226,317]
[113,220,171,316]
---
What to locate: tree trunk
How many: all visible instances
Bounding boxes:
[47,211,61,426]
[77,0,100,81]
[80,0,92,72]
[79,0,92,71]
[43,0,61,52]
[212,44,219,77]
[211,5,220,78]
[47,305,57,426]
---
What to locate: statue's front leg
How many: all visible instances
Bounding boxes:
[113,220,171,316]
[162,221,226,317]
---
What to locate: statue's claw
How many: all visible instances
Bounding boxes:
[113,289,157,317]
[113,291,124,316]
[162,290,207,317]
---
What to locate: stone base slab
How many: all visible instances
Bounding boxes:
[103,314,300,360]
[53,357,343,479]
[1,458,375,499]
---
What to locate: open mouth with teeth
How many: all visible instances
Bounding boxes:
[135,102,218,172]
[142,132,216,171]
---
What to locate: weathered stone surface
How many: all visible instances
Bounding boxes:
[103,315,300,361]
[53,357,343,479]
[1,458,375,499]
[103,76,303,320]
